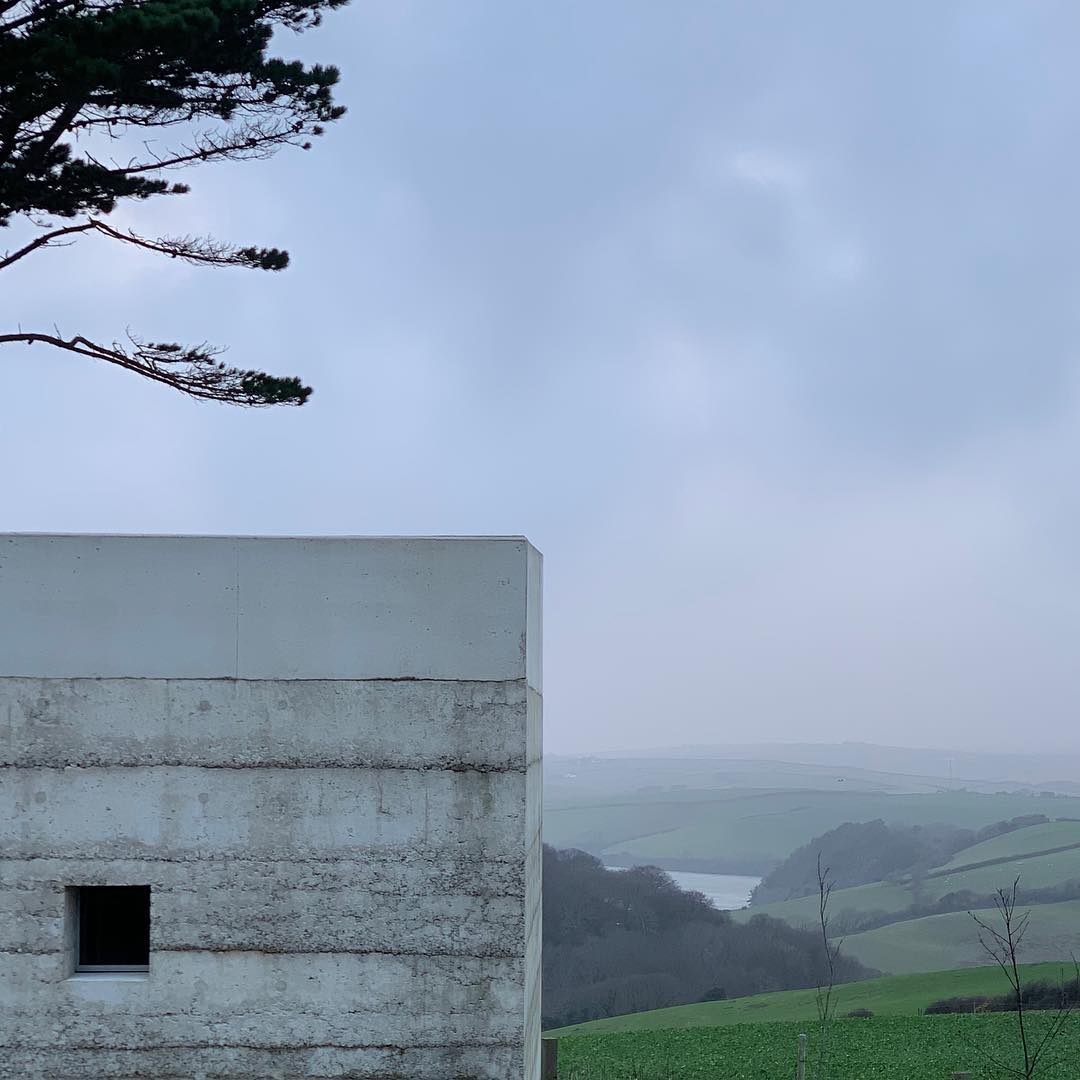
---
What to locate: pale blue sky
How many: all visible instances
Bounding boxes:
[4,2,1080,754]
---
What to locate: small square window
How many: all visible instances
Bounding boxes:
[74,886,150,972]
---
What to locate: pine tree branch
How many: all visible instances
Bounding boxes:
[0,218,289,272]
[2,0,126,33]
[0,0,82,32]
[0,330,311,405]
[88,221,290,269]
[0,220,97,269]
[22,100,84,166]
[111,122,310,175]
[0,0,346,404]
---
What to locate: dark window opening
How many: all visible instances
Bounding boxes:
[76,886,150,972]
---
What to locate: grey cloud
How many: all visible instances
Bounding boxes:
[4,1,1080,755]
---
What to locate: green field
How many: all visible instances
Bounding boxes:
[926,847,1080,896]
[554,1014,1080,1079]
[546,789,1080,870]
[734,879,914,928]
[837,899,1080,975]
[546,963,1070,1037]
[936,820,1080,870]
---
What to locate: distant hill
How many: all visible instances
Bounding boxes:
[545,787,1080,875]
[550,741,1080,791]
[543,743,1080,987]
[736,819,1080,931]
[750,819,975,904]
[937,819,1080,869]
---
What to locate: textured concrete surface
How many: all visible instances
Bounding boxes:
[0,535,542,1079]
[0,535,537,683]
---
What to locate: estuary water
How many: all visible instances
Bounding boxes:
[606,867,760,910]
[665,871,760,910]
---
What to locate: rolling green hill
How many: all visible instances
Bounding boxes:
[838,899,1080,975]
[546,789,1080,872]
[736,820,1080,929]
[545,962,1071,1037]
[936,819,1080,870]
[734,879,914,927]
[926,845,1080,895]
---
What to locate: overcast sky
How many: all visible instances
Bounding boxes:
[4,2,1080,755]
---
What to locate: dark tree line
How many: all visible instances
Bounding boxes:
[751,815,1053,906]
[974,815,1053,845]
[925,977,1080,1016]
[542,846,873,1029]
[751,820,973,905]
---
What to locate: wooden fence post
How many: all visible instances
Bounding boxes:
[796,1033,807,1080]
[541,1037,558,1080]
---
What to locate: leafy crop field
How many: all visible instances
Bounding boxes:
[545,963,1070,1037]
[555,1014,1080,1079]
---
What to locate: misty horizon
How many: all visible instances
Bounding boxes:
[547,738,1080,785]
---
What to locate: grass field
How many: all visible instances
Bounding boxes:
[545,789,1080,870]
[545,963,1071,1037]
[837,899,1080,975]
[926,847,1080,895]
[553,1014,1080,1079]
[936,820,1080,870]
[734,879,914,927]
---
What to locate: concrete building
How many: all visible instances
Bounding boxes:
[0,534,542,1080]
